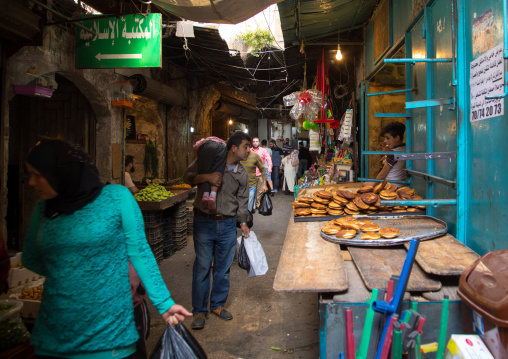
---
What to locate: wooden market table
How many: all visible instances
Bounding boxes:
[274,183,479,293]
[273,183,481,359]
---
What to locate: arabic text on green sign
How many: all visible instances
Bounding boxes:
[76,13,161,69]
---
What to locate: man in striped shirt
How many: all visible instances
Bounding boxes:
[241,151,268,213]
[282,138,293,156]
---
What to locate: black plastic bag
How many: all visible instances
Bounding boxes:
[150,324,198,359]
[175,323,207,359]
[236,210,253,229]
[258,192,273,216]
[237,236,250,271]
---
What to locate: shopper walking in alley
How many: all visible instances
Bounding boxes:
[282,149,299,195]
[297,141,312,178]
[23,139,190,359]
[250,137,272,210]
[261,140,274,193]
[282,137,293,156]
[183,131,251,330]
[241,150,268,212]
[270,139,283,194]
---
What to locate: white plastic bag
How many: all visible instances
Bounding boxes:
[236,231,268,277]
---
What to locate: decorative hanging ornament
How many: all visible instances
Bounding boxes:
[283,89,323,120]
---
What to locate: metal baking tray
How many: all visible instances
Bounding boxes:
[320,215,448,247]
[294,210,426,222]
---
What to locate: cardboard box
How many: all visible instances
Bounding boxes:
[445,334,494,359]
[8,253,43,288]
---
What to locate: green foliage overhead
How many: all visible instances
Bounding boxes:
[238,28,275,57]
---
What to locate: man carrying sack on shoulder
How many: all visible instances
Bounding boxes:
[183,131,251,330]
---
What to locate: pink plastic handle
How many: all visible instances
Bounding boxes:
[345,308,356,359]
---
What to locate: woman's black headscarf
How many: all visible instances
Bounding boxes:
[26,139,104,218]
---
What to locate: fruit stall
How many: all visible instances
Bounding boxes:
[133,183,192,262]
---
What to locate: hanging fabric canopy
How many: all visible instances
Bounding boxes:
[151,0,283,24]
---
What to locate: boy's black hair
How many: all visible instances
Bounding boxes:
[227,131,252,151]
[125,155,135,167]
[299,141,303,146]
[270,139,276,144]
[381,122,406,140]
[261,139,267,146]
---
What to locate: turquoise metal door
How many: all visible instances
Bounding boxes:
[458,0,508,254]
[407,0,458,234]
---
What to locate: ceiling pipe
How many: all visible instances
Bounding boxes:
[129,74,186,107]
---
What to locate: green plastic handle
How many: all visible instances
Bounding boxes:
[392,329,402,359]
[356,288,378,359]
[436,296,450,359]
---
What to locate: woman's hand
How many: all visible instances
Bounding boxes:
[162,304,192,326]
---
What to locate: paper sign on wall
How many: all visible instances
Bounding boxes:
[470,43,504,122]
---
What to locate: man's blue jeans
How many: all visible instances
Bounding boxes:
[248,187,256,212]
[192,214,238,315]
[272,166,280,191]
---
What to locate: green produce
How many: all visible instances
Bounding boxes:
[134,184,175,202]
[0,304,30,350]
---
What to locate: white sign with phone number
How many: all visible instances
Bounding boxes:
[470,43,504,122]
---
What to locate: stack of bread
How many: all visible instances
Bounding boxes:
[293,181,425,218]
[321,217,400,241]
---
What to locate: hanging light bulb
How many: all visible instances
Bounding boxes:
[336,45,343,61]
[228,119,233,125]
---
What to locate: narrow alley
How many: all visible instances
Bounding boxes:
[146,193,321,359]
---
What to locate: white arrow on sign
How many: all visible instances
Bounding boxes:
[95,53,143,61]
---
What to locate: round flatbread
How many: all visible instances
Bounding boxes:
[346,201,360,211]
[342,222,360,231]
[359,223,380,232]
[361,232,382,240]
[357,186,374,194]
[338,190,356,200]
[328,201,342,209]
[298,197,314,204]
[294,208,311,216]
[380,190,397,199]
[310,208,327,214]
[333,193,349,204]
[313,195,331,204]
[316,190,333,199]
[327,209,345,216]
[311,202,327,210]
[335,216,356,225]
[336,230,357,239]
[399,192,412,200]
[361,193,379,205]
[353,197,370,210]
[378,227,399,239]
[292,201,310,208]
[344,208,360,215]
[407,208,420,212]
[374,180,387,194]
[322,226,340,235]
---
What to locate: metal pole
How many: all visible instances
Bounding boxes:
[31,0,97,36]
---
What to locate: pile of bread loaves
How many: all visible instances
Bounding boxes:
[321,217,400,240]
[293,180,425,217]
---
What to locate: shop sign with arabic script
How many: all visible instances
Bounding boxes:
[76,14,161,69]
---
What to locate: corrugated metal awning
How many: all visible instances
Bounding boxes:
[277,0,378,46]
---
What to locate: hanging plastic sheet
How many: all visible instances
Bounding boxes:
[151,0,282,24]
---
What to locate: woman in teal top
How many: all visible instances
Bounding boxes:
[23,139,191,359]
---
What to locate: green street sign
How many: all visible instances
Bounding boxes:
[76,13,161,69]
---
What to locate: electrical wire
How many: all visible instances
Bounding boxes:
[186,42,292,54]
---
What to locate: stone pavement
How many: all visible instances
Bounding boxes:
[146,191,321,359]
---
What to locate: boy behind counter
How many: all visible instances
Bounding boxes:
[376,122,406,186]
